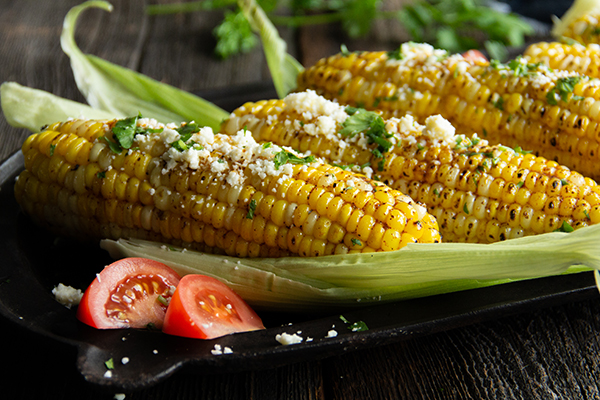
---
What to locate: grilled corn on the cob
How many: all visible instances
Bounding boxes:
[296,42,600,181]
[223,90,600,243]
[524,41,600,78]
[551,0,600,44]
[14,116,440,257]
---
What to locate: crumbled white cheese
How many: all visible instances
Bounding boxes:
[326,330,338,338]
[211,344,232,355]
[275,332,304,345]
[423,115,456,146]
[52,283,83,309]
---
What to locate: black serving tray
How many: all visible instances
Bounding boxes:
[0,85,598,392]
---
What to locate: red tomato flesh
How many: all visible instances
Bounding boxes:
[162,274,265,339]
[77,258,181,329]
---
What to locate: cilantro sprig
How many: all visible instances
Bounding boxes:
[340,107,393,170]
[273,150,316,170]
[147,0,532,60]
[546,77,583,106]
[102,113,164,154]
[339,315,369,332]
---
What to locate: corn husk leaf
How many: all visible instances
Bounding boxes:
[61,1,229,130]
[100,224,600,312]
[237,0,304,98]
[0,82,116,132]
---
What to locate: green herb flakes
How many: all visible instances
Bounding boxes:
[273,150,316,170]
[339,315,369,332]
[555,221,575,233]
[547,76,582,105]
[246,199,257,219]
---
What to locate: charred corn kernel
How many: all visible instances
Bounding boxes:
[295,42,600,181]
[224,89,600,243]
[16,116,440,256]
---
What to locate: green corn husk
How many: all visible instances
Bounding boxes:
[100,224,599,312]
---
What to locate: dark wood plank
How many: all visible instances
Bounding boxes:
[324,299,600,400]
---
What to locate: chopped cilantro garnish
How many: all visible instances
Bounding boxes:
[146,322,160,331]
[170,122,200,151]
[97,171,106,179]
[100,135,124,154]
[177,122,200,138]
[246,199,257,219]
[339,315,369,332]
[555,221,574,233]
[340,107,393,160]
[49,144,56,157]
[493,96,504,110]
[351,238,362,246]
[513,145,532,155]
[112,114,140,150]
[387,47,404,60]
[584,209,591,220]
[171,139,188,152]
[262,142,272,149]
[105,358,114,370]
[547,77,582,105]
[349,321,369,332]
[105,113,168,153]
[340,43,351,56]
[463,203,469,214]
[273,150,316,170]
[560,179,569,186]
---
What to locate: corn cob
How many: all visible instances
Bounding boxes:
[296,42,600,181]
[523,41,600,79]
[557,15,600,44]
[14,116,440,257]
[551,0,600,44]
[222,90,600,243]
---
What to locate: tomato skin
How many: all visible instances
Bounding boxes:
[76,258,181,329]
[162,275,265,339]
[462,49,488,64]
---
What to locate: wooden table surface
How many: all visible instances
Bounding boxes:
[3,1,600,399]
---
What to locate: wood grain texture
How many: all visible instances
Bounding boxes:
[3,1,600,400]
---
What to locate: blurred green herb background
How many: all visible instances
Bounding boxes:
[147,0,534,61]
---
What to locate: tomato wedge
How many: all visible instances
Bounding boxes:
[162,275,265,339]
[76,258,181,329]
[462,49,488,63]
